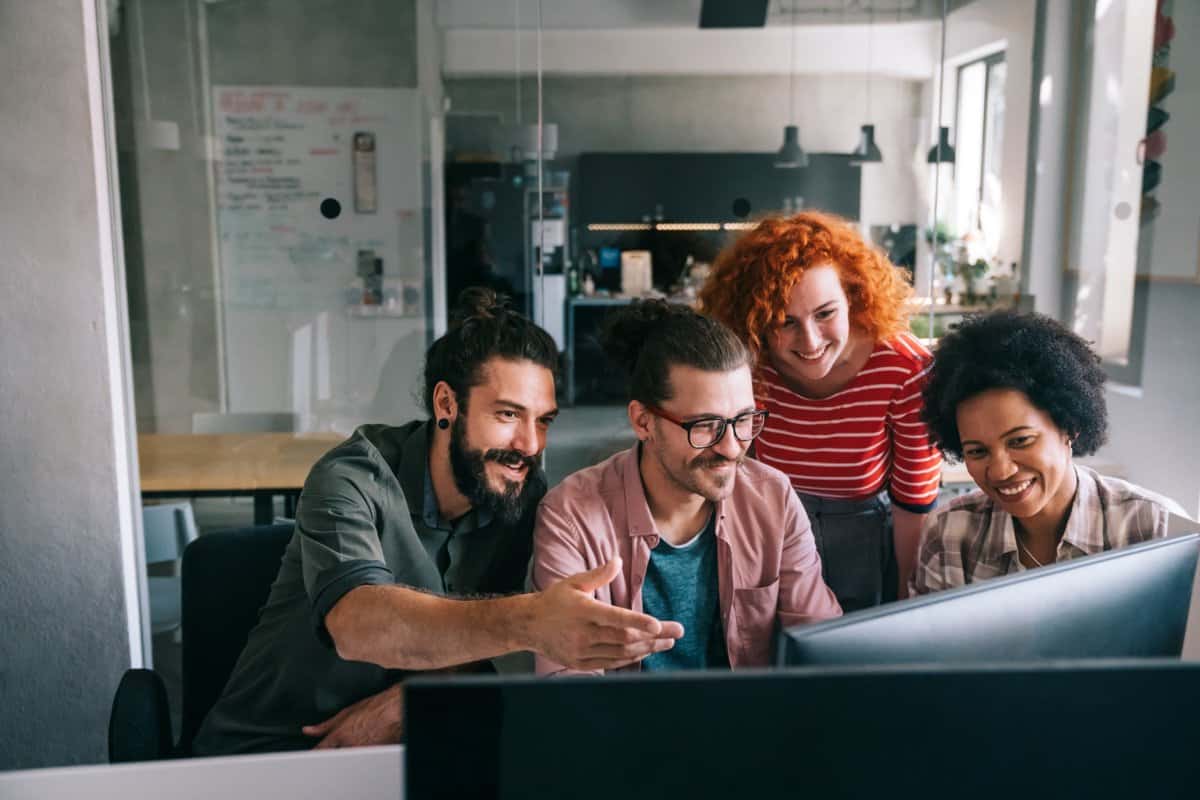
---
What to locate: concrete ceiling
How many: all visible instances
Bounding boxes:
[436,0,978,30]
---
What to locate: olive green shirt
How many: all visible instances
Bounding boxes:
[192,421,538,755]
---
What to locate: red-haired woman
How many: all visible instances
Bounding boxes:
[700,211,942,611]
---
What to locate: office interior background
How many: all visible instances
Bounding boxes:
[2,0,1199,772]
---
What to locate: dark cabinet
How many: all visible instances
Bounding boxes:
[577,152,861,224]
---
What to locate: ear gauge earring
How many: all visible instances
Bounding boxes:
[437,418,450,430]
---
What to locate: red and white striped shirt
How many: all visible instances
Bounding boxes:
[755,332,942,511]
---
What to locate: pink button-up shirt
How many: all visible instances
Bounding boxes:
[531,445,841,675]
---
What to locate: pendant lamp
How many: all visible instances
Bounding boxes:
[850,4,883,164]
[926,126,956,164]
[852,124,883,163]
[775,1,808,169]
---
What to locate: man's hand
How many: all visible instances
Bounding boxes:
[302,683,403,749]
[527,558,684,671]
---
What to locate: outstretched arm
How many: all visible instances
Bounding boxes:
[299,463,679,673]
[326,558,679,672]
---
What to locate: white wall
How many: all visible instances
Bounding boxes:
[119,0,422,433]
[442,23,939,80]
[1101,281,1200,519]
[1099,0,1200,517]
[0,0,142,769]
[1140,0,1200,283]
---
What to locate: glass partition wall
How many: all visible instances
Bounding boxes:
[112,0,966,678]
[110,0,445,704]
[116,0,437,437]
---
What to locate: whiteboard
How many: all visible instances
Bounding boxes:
[212,86,426,427]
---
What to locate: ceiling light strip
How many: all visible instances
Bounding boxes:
[655,223,722,231]
[586,222,760,232]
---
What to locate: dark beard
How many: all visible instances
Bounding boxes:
[647,434,745,501]
[448,415,547,526]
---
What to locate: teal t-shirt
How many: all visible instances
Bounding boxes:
[640,514,729,671]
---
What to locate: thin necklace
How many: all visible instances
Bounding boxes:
[1016,534,1046,568]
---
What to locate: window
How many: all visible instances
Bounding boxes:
[954,52,1007,260]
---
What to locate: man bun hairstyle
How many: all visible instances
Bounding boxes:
[422,287,558,415]
[921,310,1109,460]
[600,300,750,407]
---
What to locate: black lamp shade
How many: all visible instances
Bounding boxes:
[850,124,883,163]
[927,126,956,164]
[774,125,808,169]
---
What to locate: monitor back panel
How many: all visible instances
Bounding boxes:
[782,534,1200,666]
[405,662,1200,800]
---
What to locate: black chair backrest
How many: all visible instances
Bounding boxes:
[178,523,293,753]
[108,668,173,762]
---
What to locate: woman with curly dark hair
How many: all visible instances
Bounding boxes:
[700,211,942,611]
[910,310,1188,594]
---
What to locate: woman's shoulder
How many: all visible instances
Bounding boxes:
[874,331,933,371]
[1082,466,1192,521]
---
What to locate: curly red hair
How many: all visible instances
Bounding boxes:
[699,210,913,361]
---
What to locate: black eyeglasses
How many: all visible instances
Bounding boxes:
[646,406,770,450]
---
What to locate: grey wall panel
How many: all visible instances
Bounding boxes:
[0,0,138,770]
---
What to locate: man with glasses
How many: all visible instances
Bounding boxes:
[532,301,841,674]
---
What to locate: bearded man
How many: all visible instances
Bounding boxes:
[194,290,682,755]
[532,301,841,675]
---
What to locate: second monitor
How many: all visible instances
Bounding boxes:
[779,533,1200,667]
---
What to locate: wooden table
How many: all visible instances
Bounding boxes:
[138,433,343,524]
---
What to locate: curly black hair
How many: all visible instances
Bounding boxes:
[921,310,1108,460]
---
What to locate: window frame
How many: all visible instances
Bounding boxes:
[953,50,1007,244]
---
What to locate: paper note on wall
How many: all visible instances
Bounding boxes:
[531,219,565,250]
[621,250,653,296]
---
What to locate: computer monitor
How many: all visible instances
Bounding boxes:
[404,661,1200,799]
[779,533,1200,667]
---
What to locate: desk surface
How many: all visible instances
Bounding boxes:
[0,745,402,800]
[136,432,1120,495]
[138,433,343,494]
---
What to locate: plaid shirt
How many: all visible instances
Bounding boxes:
[910,466,1190,594]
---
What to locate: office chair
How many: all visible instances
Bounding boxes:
[107,668,174,763]
[108,522,294,762]
[179,522,294,753]
[142,501,199,638]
